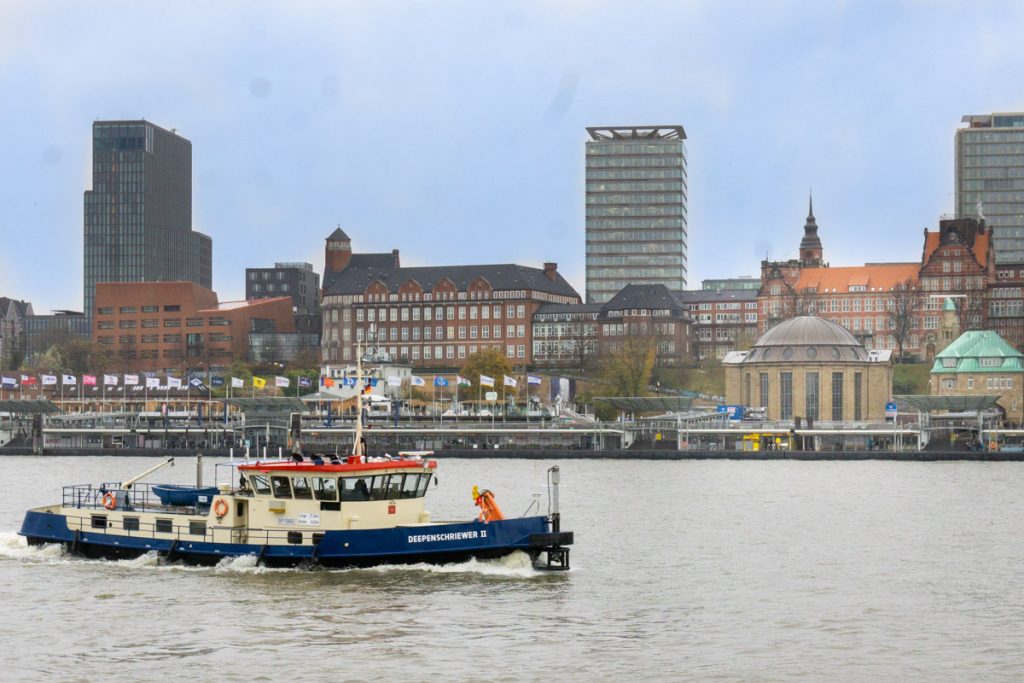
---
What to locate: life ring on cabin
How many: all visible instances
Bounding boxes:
[213,498,229,518]
[102,492,117,510]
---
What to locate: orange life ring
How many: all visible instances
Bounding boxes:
[213,498,229,518]
[102,492,117,510]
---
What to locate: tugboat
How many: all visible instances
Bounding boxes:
[19,348,572,570]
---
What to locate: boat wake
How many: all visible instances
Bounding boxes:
[0,531,67,564]
[365,550,546,579]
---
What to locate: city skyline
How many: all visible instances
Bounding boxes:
[2,2,1024,313]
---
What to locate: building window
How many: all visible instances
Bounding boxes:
[805,372,819,421]
[759,373,769,411]
[854,372,862,421]
[831,372,843,422]
[780,372,793,420]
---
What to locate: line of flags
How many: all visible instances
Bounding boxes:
[0,372,318,392]
[316,373,545,391]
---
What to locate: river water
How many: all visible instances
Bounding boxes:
[2,456,1024,681]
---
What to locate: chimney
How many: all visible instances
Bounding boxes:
[392,249,401,267]
[543,262,557,281]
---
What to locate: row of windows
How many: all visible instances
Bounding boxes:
[586,181,686,193]
[586,255,684,267]
[586,142,685,156]
[357,324,527,342]
[247,473,432,502]
[586,217,686,230]
[586,168,685,180]
[352,304,527,324]
[586,239,687,255]
[587,205,686,218]
[587,193,686,205]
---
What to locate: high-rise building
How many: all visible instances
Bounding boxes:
[956,113,1024,265]
[83,120,212,320]
[585,125,688,303]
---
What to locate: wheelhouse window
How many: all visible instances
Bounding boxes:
[155,519,173,534]
[313,477,338,501]
[271,476,292,498]
[292,477,313,499]
[123,517,140,531]
[340,477,371,501]
[249,474,271,495]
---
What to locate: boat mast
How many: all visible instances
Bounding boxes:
[353,341,364,456]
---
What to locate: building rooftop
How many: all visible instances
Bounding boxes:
[586,125,686,141]
[677,289,759,304]
[796,263,920,293]
[931,330,1024,374]
[737,316,877,364]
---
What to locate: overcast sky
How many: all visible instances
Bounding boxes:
[2,1,1023,313]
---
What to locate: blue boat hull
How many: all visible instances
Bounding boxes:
[19,510,552,568]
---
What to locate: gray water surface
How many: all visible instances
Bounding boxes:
[2,457,1023,682]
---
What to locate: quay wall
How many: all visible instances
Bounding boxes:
[1,446,1023,461]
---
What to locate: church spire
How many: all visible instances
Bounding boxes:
[799,191,823,267]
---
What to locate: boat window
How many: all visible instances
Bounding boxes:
[382,474,403,500]
[292,477,313,500]
[340,477,370,501]
[367,475,387,501]
[271,476,292,498]
[400,473,420,499]
[189,520,207,536]
[417,473,433,497]
[155,519,173,534]
[123,517,140,531]
[91,514,107,529]
[287,531,303,545]
[249,474,271,496]
[313,477,338,501]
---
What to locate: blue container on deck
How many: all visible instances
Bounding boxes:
[151,484,219,506]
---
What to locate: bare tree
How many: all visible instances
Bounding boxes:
[956,290,987,332]
[887,279,920,361]
[566,318,597,373]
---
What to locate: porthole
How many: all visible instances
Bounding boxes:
[762,348,772,360]
[806,347,817,360]
[783,347,794,360]
[830,347,841,360]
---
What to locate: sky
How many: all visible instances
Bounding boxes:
[1,0,1023,313]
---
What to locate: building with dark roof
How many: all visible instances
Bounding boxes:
[585,125,688,303]
[532,284,693,369]
[319,230,580,368]
[84,120,212,321]
[0,297,34,370]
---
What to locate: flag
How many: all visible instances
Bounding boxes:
[42,374,57,386]
[103,374,118,386]
[341,377,357,387]
[123,374,139,386]
[321,376,335,388]
[457,376,471,387]
[211,376,225,387]
[61,374,76,385]
[83,375,97,386]
[527,375,542,385]
[231,376,244,389]
[146,376,160,389]
[410,375,425,387]
[479,374,494,387]
[503,375,518,388]
[362,382,374,394]
[253,377,266,389]
[1,376,16,387]
[298,377,312,388]
[434,376,449,387]
[21,374,37,386]
[167,377,182,389]
[386,376,402,387]
[275,376,290,388]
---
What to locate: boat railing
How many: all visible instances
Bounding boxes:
[60,506,327,547]
[62,482,209,516]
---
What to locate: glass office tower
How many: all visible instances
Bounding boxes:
[585,125,688,303]
[956,113,1024,265]
[83,120,211,319]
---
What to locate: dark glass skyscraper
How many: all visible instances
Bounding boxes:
[957,113,1024,265]
[585,125,688,303]
[83,120,211,318]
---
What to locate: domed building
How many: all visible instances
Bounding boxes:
[723,316,894,422]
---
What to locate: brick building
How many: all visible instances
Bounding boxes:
[0,297,33,370]
[678,289,758,360]
[93,282,295,372]
[319,229,580,368]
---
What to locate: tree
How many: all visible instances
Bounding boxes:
[956,291,987,332]
[887,279,920,361]
[462,348,512,388]
[595,335,656,397]
[566,319,597,373]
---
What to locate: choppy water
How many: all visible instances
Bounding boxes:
[3,456,1024,681]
